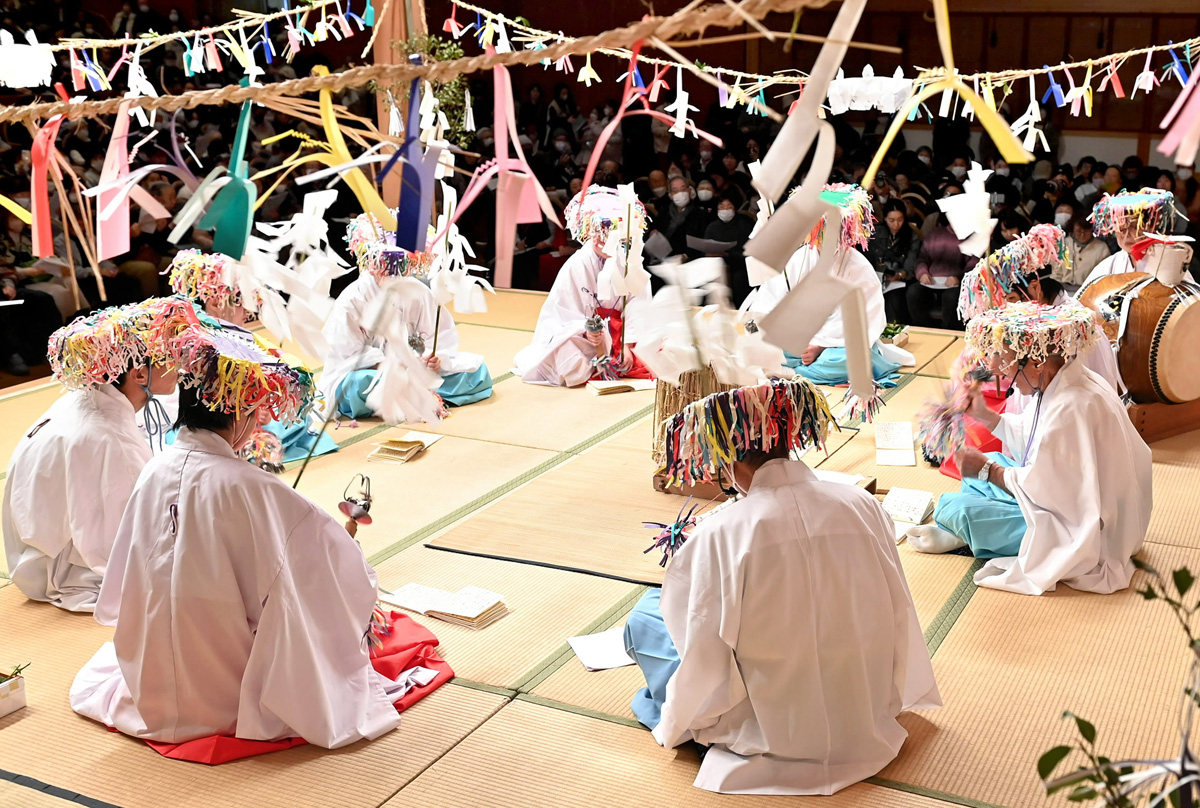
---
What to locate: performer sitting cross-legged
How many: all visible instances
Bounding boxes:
[908,302,1153,596]
[70,323,402,749]
[624,377,940,795]
[3,297,194,613]
[514,185,653,386]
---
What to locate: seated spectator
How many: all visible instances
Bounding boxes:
[867,200,920,323]
[1057,216,1112,294]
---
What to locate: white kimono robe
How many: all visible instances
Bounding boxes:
[513,248,651,387]
[69,428,401,748]
[1077,250,1146,293]
[976,359,1152,595]
[316,273,482,419]
[3,386,150,612]
[748,246,887,349]
[654,459,941,795]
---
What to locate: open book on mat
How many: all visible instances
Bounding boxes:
[380,584,509,630]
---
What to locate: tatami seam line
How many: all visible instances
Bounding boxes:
[923,558,985,656]
[866,777,1011,808]
[365,404,653,568]
[0,767,124,808]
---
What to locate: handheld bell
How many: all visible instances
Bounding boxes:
[339,473,374,526]
[408,333,427,354]
[584,314,604,333]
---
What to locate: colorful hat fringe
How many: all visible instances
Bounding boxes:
[345,212,433,280]
[916,349,993,462]
[660,377,834,487]
[564,185,648,245]
[789,182,876,252]
[958,224,1071,320]
[1090,188,1178,237]
[239,427,284,472]
[643,498,701,567]
[174,321,316,424]
[966,301,1100,365]
[47,296,199,390]
[165,249,241,308]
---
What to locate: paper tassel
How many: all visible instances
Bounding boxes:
[643,499,701,567]
[1132,51,1159,96]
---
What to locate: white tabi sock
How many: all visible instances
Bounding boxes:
[906,524,967,554]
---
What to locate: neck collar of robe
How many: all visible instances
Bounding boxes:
[748,458,816,494]
[1041,351,1085,397]
[172,427,239,459]
[88,383,139,420]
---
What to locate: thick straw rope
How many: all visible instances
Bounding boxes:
[0,0,823,124]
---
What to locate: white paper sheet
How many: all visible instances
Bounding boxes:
[567,627,636,671]
[875,421,917,466]
[813,469,867,486]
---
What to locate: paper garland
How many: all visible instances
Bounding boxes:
[47,296,199,390]
[966,301,1100,365]
[660,377,834,487]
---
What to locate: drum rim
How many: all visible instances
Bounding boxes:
[1152,288,1200,404]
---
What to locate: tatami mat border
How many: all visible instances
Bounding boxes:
[511,586,649,693]
[366,404,654,567]
[923,559,985,656]
[0,768,121,808]
[866,778,1009,808]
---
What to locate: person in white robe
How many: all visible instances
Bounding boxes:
[3,298,191,612]
[1076,188,1179,292]
[908,302,1152,596]
[317,272,491,421]
[70,324,401,748]
[514,185,653,387]
[747,184,912,386]
[625,378,940,795]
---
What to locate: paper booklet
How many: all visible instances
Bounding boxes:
[882,488,936,525]
[686,236,738,255]
[367,432,443,464]
[567,627,636,672]
[380,584,509,630]
[875,421,917,466]
[587,378,657,396]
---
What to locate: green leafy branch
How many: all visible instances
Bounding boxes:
[0,663,29,684]
[1038,561,1200,807]
[387,34,472,148]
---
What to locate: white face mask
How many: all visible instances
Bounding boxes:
[481,137,494,148]
[918,154,932,166]
[989,192,1003,206]
[995,167,1010,177]
[651,185,667,198]
[1054,212,1072,227]
[554,141,570,153]
[1178,167,1194,180]
[672,191,691,209]
[949,165,967,178]
[717,209,735,222]
[699,150,712,161]
[697,189,713,201]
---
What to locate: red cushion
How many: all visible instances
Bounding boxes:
[938,388,1007,481]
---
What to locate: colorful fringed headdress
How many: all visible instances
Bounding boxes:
[345,212,433,280]
[958,224,1071,320]
[48,296,199,390]
[1090,188,1178,237]
[174,321,316,424]
[564,186,648,245]
[966,301,1100,364]
[660,377,834,488]
[166,249,241,308]
[788,182,876,252]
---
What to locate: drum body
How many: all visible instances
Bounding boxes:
[651,368,738,470]
[1079,272,1200,404]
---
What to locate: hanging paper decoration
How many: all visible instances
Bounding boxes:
[935,161,996,258]
[198,79,256,259]
[826,65,913,115]
[1160,62,1200,167]
[0,29,54,88]
[1010,75,1050,152]
[428,181,493,315]
[1099,57,1126,98]
[1064,62,1093,117]
[664,67,698,137]
[1040,65,1066,107]
[577,53,601,86]
[1132,51,1160,97]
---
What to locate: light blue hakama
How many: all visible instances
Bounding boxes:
[933,453,1028,559]
[783,343,901,387]
[336,365,494,418]
[623,589,681,730]
[262,419,339,463]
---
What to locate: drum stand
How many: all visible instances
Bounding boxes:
[1127,399,1200,444]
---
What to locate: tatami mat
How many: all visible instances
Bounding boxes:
[879,541,1200,808]
[427,418,859,586]
[1143,429,1200,550]
[455,323,535,377]
[386,699,959,808]
[374,544,640,689]
[406,378,655,452]
[451,289,544,331]
[819,377,962,496]
[899,330,959,375]
[896,545,975,631]
[282,428,555,561]
[0,586,507,808]
[918,339,963,379]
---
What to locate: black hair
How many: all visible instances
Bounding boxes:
[173,383,235,433]
[882,199,907,218]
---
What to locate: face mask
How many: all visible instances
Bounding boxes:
[697,189,713,201]
[989,192,1003,206]
[699,150,712,161]
[168,12,178,21]
[554,141,570,153]
[672,192,691,208]
[918,155,932,166]
[717,209,735,222]
[949,165,967,178]
[1179,168,1194,180]
[138,4,149,11]
[995,167,1010,177]
[481,137,494,148]
[1054,212,1072,228]
[651,186,667,198]
[877,190,889,199]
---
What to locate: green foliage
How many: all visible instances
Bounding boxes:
[0,662,29,684]
[391,34,472,148]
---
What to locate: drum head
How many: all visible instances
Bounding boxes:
[1155,293,1200,403]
